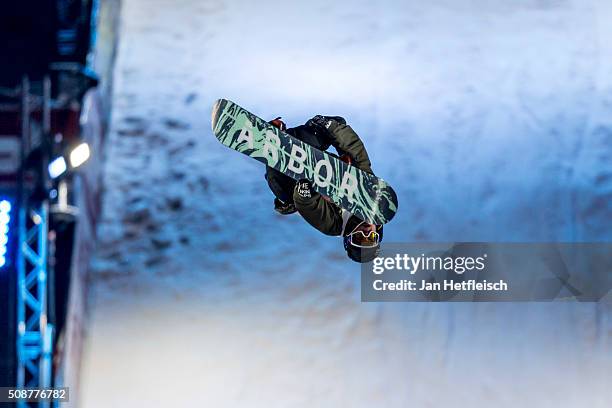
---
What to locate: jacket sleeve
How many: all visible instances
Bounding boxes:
[293,189,343,236]
[328,124,373,174]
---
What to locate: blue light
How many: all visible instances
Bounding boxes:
[0,198,10,268]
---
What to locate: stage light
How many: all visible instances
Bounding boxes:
[0,201,11,212]
[69,142,91,168]
[49,157,67,179]
[48,142,91,179]
[0,201,10,216]
[0,199,11,268]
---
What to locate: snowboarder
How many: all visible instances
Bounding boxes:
[265,115,383,263]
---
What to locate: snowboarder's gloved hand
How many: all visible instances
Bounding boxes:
[339,153,353,165]
[269,117,287,131]
[295,178,314,199]
[274,198,297,215]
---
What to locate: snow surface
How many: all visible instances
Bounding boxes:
[80,0,612,406]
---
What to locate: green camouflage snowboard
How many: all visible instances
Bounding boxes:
[211,99,398,224]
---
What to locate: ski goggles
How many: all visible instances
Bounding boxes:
[348,230,380,248]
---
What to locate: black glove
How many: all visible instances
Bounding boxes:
[295,178,314,199]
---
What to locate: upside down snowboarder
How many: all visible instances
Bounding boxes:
[265,115,383,263]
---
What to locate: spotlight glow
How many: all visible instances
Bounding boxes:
[69,142,91,168]
[49,157,67,179]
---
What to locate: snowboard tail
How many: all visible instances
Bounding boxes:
[211,99,398,224]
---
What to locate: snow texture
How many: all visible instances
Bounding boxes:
[80,0,612,407]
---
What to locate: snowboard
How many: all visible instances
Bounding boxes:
[211,99,398,225]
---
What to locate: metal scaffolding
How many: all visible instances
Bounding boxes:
[15,76,54,408]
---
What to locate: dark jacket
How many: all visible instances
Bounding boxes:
[292,122,373,236]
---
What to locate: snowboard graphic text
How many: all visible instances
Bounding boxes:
[236,119,360,200]
[211,99,398,224]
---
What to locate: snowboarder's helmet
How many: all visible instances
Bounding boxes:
[344,242,379,263]
[343,224,383,263]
